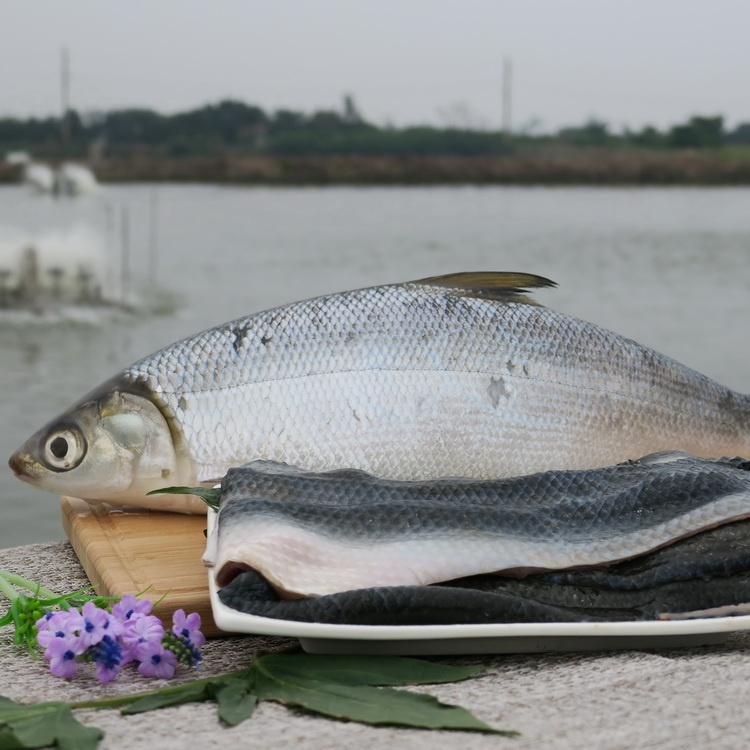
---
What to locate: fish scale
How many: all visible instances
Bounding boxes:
[9,272,750,510]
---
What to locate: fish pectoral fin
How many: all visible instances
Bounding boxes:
[412,271,556,305]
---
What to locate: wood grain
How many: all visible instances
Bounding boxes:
[60,496,221,636]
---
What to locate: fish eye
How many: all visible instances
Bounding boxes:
[41,426,87,472]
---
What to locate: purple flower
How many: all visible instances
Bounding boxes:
[171,609,205,648]
[112,595,152,622]
[45,637,81,679]
[89,634,123,684]
[163,609,204,668]
[120,614,164,663]
[137,641,178,679]
[36,609,84,649]
[35,610,55,628]
[34,594,204,683]
[79,601,122,648]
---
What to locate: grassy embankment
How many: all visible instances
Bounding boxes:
[3,148,750,185]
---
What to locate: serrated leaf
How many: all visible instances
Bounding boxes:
[252,672,513,735]
[213,681,258,726]
[147,486,221,511]
[255,652,485,687]
[0,696,104,750]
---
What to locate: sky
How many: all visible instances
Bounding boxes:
[1,0,748,134]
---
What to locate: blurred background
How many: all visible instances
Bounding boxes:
[1,1,749,547]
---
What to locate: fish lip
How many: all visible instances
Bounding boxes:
[8,451,31,479]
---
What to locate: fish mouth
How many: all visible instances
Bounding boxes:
[8,451,33,480]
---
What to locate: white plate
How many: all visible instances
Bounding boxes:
[205,511,750,655]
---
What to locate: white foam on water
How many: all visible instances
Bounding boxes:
[0,224,112,304]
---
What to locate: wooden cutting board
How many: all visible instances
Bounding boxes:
[60,496,222,637]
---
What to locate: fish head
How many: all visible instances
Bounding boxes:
[8,377,200,510]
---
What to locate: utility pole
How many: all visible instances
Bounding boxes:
[60,46,71,147]
[502,56,513,136]
[148,188,159,286]
[120,205,130,304]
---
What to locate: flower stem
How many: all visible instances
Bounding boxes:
[0,571,58,600]
[71,668,252,710]
[0,574,18,602]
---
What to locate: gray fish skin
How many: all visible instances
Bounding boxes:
[207,453,750,596]
[540,515,750,591]
[9,272,750,510]
[218,520,750,625]
[219,570,591,625]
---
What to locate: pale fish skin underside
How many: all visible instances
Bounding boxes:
[205,453,750,597]
[217,519,750,624]
[9,273,750,510]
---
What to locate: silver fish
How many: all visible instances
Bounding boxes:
[9,272,750,511]
[205,452,750,597]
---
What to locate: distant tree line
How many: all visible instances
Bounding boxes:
[2,97,749,159]
[556,115,747,150]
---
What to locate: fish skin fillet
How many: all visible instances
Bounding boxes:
[206,453,750,597]
[218,519,750,624]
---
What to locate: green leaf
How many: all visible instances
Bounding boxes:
[147,486,221,511]
[121,672,258,724]
[213,680,258,726]
[0,696,104,750]
[254,651,486,687]
[79,654,515,736]
[121,683,209,714]
[251,672,513,734]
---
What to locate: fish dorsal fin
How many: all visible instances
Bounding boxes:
[411,272,556,304]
